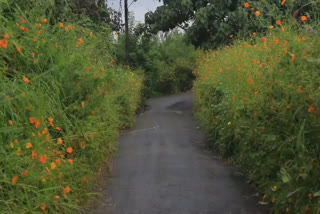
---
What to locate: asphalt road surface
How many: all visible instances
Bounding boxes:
[91,92,267,214]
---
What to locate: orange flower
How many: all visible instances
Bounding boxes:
[269,26,274,29]
[26,142,32,149]
[60,23,64,27]
[21,18,26,23]
[17,148,22,156]
[68,159,73,164]
[282,27,286,33]
[308,105,317,115]
[67,147,73,154]
[55,158,61,166]
[281,0,287,5]
[81,142,86,149]
[244,2,250,8]
[8,120,13,126]
[20,26,26,31]
[55,127,62,131]
[35,120,40,129]
[40,155,48,164]
[65,186,71,193]
[32,149,37,160]
[0,39,9,48]
[24,170,29,177]
[17,46,22,52]
[12,176,18,184]
[255,11,261,17]
[48,117,54,127]
[29,117,36,124]
[291,54,296,63]
[301,16,308,22]
[90,32,93,37]
[248,78,254,84]
[40,204,47,211]
[42,128,48,135]
[276,20,282,25]
[33,38,37,42]
[23,77,30,83]
[230,34,234,38]
[78,38,84,44]
[57,138,63,145]
[82,101,85,108]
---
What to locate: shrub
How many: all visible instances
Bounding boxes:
[114,31,197,96]
[194,22,320,213]
[0,1,143,213]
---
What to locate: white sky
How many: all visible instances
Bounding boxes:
[108,0,163,23]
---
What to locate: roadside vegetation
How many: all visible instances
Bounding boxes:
[115,30,197,97]
[193,1,320,213]
[0,0,142,213]
[2,0,320,213]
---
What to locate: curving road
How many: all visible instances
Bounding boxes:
[91,92,268,214]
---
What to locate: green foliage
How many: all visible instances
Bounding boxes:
[114,31,197,96]
[0,1,143,213]
[195,21,320,213]
[146,0,320,49]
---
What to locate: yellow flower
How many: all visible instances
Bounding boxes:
[51,162,57,170]
[228,122,232,126]
[26,142,33,149]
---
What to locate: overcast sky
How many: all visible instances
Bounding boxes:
[108,0,163,23]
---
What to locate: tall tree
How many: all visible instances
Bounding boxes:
[146,0,319,49]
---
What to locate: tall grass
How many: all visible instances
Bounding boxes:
[195,21,320,213]
[0,1,143,213]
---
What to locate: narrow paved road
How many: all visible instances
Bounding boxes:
[92,92,267,214]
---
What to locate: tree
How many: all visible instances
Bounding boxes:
[146,0,319,49]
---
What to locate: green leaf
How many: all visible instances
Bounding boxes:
[280,168,291,183]
[314,191,320,197]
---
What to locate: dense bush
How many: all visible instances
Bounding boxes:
[114,32,197,96]
[0,1,143,213]
[194,21,320,212]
